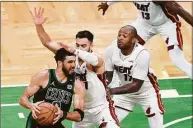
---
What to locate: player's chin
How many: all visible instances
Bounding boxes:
[69,69,74,74]
[117,44,124,49]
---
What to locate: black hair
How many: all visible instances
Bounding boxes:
[54,48,75,62]
[122,25,137,38]
[76,30,94,43]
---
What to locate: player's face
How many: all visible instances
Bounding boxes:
[62,56,76,76]
[75,38,92,52]
[117,28,134,50]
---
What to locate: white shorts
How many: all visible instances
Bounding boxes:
[113,87,165,115]
[132,18,183,50]
[72,104,120,128]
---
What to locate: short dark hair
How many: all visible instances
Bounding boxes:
[122,25,137,38]
[54,48,75,62]
[76,30,94,43]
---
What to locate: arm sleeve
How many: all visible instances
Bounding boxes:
[104,45,114,71]
[132,50,150,80]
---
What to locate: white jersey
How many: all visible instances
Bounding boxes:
[105,43,155,95]
[133,1,177,26]
[75,62,108,109]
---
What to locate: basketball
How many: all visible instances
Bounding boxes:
[35,102,58,126]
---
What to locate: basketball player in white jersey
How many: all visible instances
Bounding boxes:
[30,7,119,128]
[105,25,165,128]
[98,1,193,80]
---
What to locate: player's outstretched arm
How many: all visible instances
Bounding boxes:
[59,43,104,67]
[64,79,85,122]
[154,1,193,27]
[19,71,48,119]
[30,7,62,53]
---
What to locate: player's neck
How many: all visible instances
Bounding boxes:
[121,43,136,55]
[55,68,67,82]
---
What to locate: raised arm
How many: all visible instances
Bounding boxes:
[30,7,62,53]
[154,1,193,27]
[65,79,85,122]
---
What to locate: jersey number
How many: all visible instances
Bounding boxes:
[124,74,132,81]
[141,12,150,20]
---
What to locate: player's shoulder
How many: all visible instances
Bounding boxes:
[135,43,147,51]
[135,44,150,57]
[31,69,49,81]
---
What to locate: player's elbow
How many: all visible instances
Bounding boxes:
[18,96,24,107]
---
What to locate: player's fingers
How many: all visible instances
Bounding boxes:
[53,116,60,124]
[103,11,105,15]
[98,7,102,11]
[55,104,60,110]
[98,4,101,8]
[29,10,34,17]
[34,7,37,16]
[40,8,44,17]
[33,106,41,113]
[32,111,37,119]
[37,7,41,16]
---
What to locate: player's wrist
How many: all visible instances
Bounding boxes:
[28,102,34,110]
[60,111,67,120]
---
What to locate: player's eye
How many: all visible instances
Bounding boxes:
[76,43,79,47]
[123,35,127,38]
[81,44,87,48]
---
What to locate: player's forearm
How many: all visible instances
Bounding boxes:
[178,9,193,27]
[35,25,52,48]
[162,1,193,27]
[74,49,100,66]
[109,80,143,95]
[19,95,32,109]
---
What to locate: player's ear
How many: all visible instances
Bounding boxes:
[57,61,63,67]
[90,43,93,51]
[132,38,136,43]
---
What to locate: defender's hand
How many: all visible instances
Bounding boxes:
[98,2,109,15]
[30,7,48,25]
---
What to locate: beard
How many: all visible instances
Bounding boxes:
[62,66,70,77]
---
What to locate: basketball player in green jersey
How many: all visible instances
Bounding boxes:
[19,48,85,128]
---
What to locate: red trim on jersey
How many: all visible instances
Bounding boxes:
[146,113,156,117]
[99,122,107,128]
[136,34,146,45]
[162,5,183,50]
[165,24,183,51]
[147,73,165,114]
[161,5,181,26]
[115,105,133,112]
[176,25,183,50]
[97,74,120,126]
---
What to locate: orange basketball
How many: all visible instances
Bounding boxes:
[35,102,57,126]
